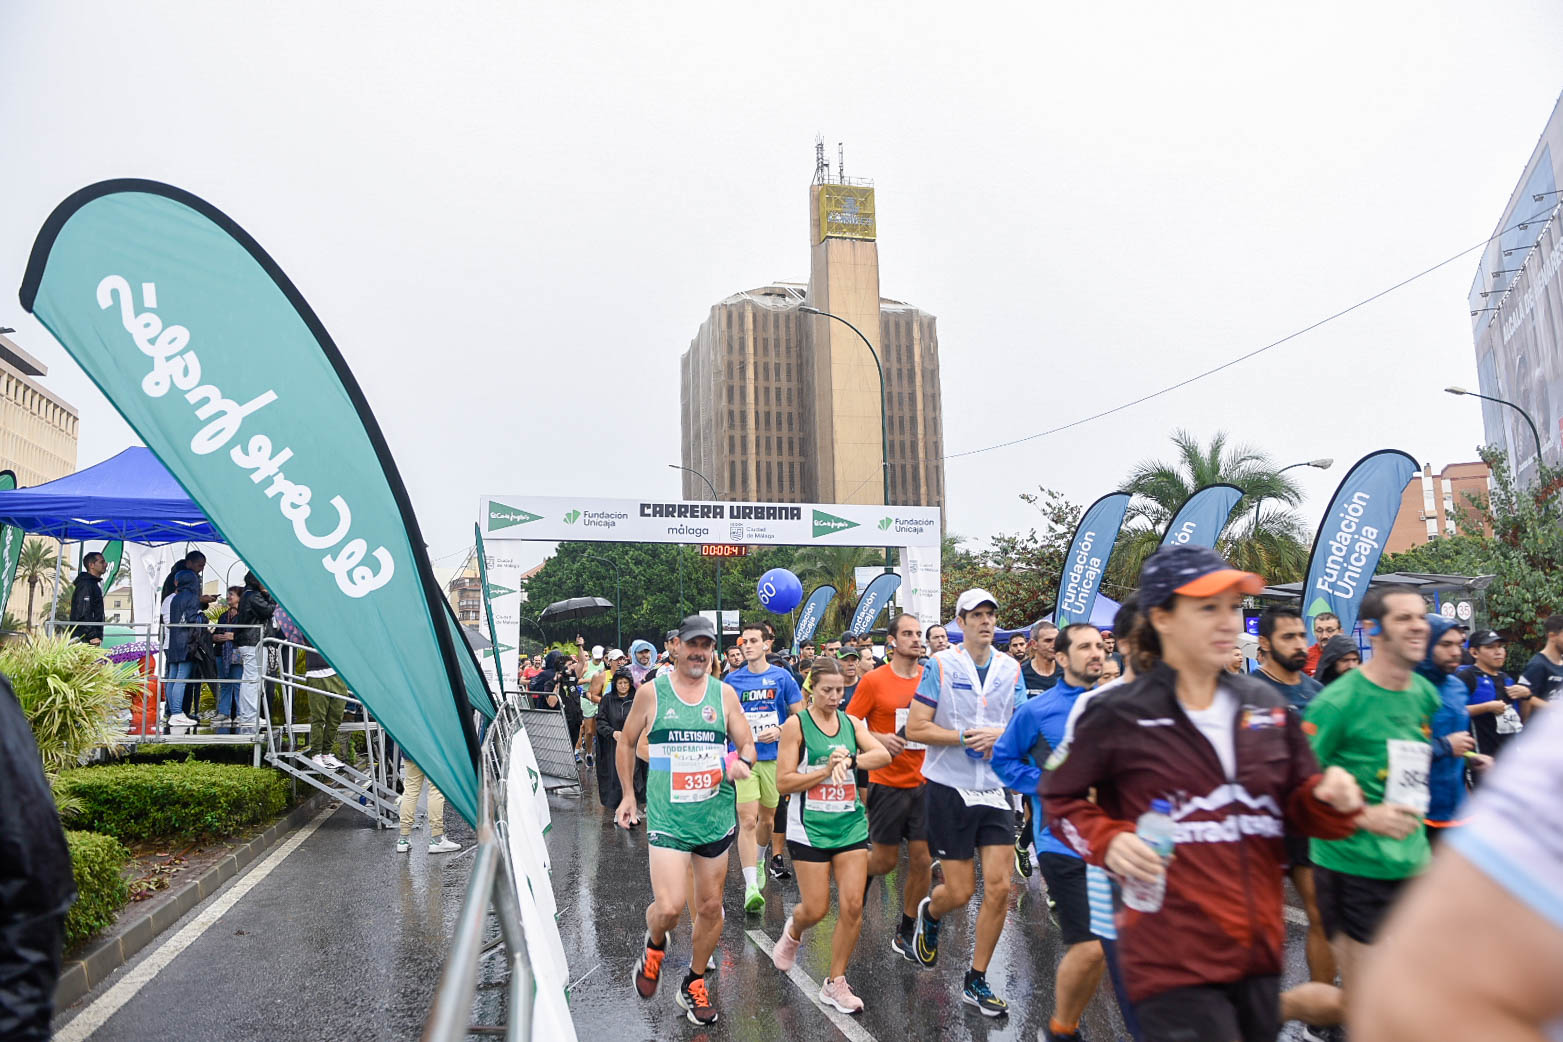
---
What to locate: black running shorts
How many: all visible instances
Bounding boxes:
[923,780,1014,862]
[1133,974,1279,1042]
[866,782,927,846]
[1036,852,1095,946]
[1313,864,1407,945]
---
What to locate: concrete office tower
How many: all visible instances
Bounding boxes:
[679,150,945,511]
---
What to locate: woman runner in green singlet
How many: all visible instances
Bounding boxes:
[771,657,890,1014]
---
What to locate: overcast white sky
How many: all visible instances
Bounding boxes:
[3,2,1561,577]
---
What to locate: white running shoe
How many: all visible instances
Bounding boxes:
[321,753,346,770]
[429,836,461,854]
[819,976,864,1014]
[311,754,340,772]
[396,837,411,853]
[167,713,198,727]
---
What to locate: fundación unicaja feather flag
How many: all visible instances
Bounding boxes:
[792,583,836,650]
[20,180,482,823]
[850,571,902,636]
[1054,491,1132,627]
[1301,450,1419,642]
[1160,483,1245,549]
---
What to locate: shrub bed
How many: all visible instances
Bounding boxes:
[120,744,260,767]
[64,830,130,949]
[58,761,290,842]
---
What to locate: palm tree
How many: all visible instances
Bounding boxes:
[1110,430,1310,588]
[17,538,58,632]
[791,545,882,638]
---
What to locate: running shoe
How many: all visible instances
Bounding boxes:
[961,970,1008,1017]
[677,975,718,1025]
[744,882,765,914]
[395,837,411,854]
[574,750,584,765]
[429,836,461,854]
[1044,1027,1085,1041]
[890,922,917,962]
[633,932,665,998]
[772,917,801,971]
[767,853,792,880]
[819,976,864,1014]
[1015,839,1034,878]
[585,753,595,768]
[912,896,939,967]
[1299,1028,1345,1042]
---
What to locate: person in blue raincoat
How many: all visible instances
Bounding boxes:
[1418,615,1492,839]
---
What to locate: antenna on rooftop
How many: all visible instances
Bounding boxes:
[837,142,844,182]
[814,136,828,185]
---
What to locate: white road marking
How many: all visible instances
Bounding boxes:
[1283,905,1309,926]
[55,805,339,1042]
[745,927,880,1042]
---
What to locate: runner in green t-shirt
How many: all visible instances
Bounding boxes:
[1304,585,1440,1017]
[770,656,889,1015]
[615,615,756,1026]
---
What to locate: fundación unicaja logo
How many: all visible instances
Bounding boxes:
[877,516,893,531]
[812,509,859,538]
[563,510,581,524]
[487,501,543,532]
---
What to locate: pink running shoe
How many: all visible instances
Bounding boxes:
[772,917,801,971]
[819,976,864,1014]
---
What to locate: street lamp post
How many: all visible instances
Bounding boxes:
[1446,386,1545,467]
[798,304,894,575]
[1251,458,1334,538]
[668,464,725,652]
[581,553,622,651]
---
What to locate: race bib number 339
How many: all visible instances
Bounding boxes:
[669,744,722,803]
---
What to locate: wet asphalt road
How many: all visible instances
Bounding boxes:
[54,774,1319,1042]
[558,776,1316,1042]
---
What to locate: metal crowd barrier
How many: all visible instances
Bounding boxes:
[423,695,540,1042]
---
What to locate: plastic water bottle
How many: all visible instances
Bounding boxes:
[1122,798,1175,913]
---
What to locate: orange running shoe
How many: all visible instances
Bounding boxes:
[677,974,718,1025]
[633,932,665,999]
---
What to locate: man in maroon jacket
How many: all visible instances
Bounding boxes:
[1043,545,1366,1042]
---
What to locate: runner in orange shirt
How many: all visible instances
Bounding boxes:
[845,612,932,959]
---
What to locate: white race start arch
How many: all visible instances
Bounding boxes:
[476,494,942,691]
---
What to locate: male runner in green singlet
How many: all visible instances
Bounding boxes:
[616,614,757,1026]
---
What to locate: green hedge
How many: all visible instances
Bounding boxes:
[120,744,260,767]
[65,830,130,949]
[58,762,290,841]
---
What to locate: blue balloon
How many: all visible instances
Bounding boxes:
[756,568,803,615]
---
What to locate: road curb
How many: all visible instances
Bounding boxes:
[55,794,331,1011]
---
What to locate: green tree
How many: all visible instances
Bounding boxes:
[941,488,1083,625]
[17,537,58,632]
[792,545,882,638]
[1379,448,1563,667]
[519,541,800,651]
[1110,429,1310,589]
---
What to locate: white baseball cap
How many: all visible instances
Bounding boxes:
[955,588,999,614]
[591,644,605,660]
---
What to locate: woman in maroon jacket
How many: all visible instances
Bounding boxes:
[1042,545,1366,1042]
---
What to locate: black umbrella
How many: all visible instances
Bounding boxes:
[459,625,493,652]
[538,596,614,623]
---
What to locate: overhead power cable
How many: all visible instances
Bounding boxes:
[939,203,1559,463]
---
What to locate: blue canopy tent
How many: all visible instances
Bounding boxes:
[0,447,495,718]
[0,447,219,543]
[944,593,1124,644]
